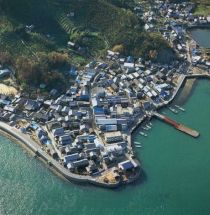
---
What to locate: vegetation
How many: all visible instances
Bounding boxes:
[193,4,210,16]
[15,52,70,90]
[0,0,175,89]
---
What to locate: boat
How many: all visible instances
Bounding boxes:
[142,126,149,131]
[139,132,147,137]
[168,106,178,114]
[175,105,185,112]
[146,125,151,129]
[149,122,152,126]
[135,145,142,148]
[134,141,142,145]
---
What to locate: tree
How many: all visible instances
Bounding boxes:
[15,57,42,86]
[47,52,70,69]
[0,52,13,66]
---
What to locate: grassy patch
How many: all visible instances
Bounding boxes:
[194,4,210,16]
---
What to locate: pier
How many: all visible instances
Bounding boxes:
[154,112,199,138]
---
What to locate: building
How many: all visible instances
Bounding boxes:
[52,127,65,137]
[118,159,138,172]
[25,99,39,111]
[59,134,72,146]
[64,153,80,165]
[104,131,123,143]
[0,69,11,79]
[96,118,117,126]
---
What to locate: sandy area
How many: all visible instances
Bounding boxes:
[0,84,17,96]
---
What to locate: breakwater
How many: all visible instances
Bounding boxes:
[0,122,120,188]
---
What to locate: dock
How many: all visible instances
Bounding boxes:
[154,112,199,138]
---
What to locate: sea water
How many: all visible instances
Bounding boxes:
[1,80,210,215]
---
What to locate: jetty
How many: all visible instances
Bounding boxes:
[154,112,199,138]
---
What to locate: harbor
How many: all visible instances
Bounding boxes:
[2,79,210,215]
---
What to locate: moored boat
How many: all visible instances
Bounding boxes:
[175,105,185,112]
[169,106,178,114]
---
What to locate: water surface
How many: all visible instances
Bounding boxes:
[190,28,210,48]
[1,80,210,215]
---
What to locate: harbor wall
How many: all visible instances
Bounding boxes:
[0,122,120,188]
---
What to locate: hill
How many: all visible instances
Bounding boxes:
[0,0,174,88]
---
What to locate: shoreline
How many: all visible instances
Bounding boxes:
[0,73,209,188]
[0,122,138,189]
[172,78,197,105]
[131,73,210,138]
[0,129,69,182]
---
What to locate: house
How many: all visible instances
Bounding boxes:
[61,106,70,114]
[0,98,10,106]
[59,134,72,146]
[64,153,80,165]
[4,105,16,113]
[79,87,89,101]
[46,121,61,131]
[86,160,98,174]
[36,128,49,144]
[104,131,123,143]
[52,127,65,137]
[118,159,138,171]
[124,62,135,69]
[25,99,39,111]
[67,41,75,48]
[33,112,50,123]
[77,134,96,142]
[72,159,89,168]
[96,118,117,126]
[0,69,11,79]
[69,67,78,77]
[50,89,58,97]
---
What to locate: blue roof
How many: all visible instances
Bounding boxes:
[160,91,169,98]
[43,139,51,145]
[30,122,39,130]
[94,107,105,114]
[0,99,10,105]
[127,56,134,63]
[69,67,78,76]
[119,160,134,170]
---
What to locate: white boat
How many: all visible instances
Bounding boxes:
[175,105,185,112]
[134,141,142,145]
[168,106,178,114]
[140,132,147,137]
[146,125,151,129]
[142,126,149,131]
[135,145,142,148]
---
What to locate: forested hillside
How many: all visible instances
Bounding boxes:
[0,0,173,88]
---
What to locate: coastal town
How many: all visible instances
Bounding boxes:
[0,0,210,187]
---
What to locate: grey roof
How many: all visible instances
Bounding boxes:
[64,153,80,163]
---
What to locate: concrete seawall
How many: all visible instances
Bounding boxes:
[0,74,209,188]
[0,122,120,188]
[155,73,210,109]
